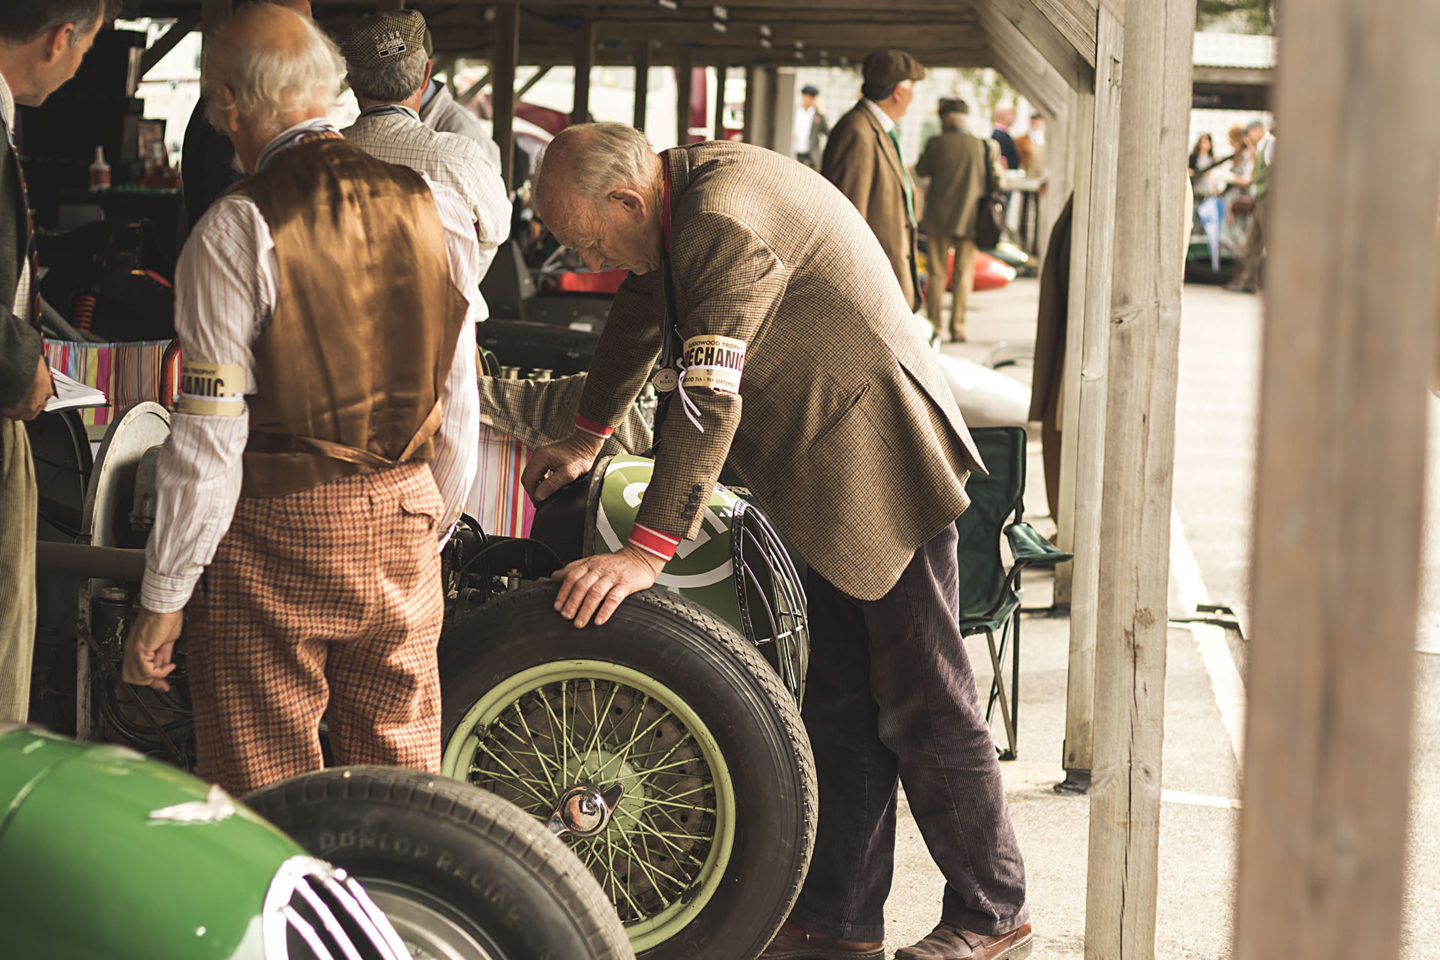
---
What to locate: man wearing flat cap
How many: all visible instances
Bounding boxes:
[821,49,926,311]
[915,98,1001,342]
[341,9,509,283]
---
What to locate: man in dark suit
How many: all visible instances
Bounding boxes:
[915,98,998,342]
[523,123,1032,960]
[820,49,926,311]
[0,0,106,722]
[991,105,1020,172]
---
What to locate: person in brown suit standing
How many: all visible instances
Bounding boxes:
[122,4,483,795]
[523,123,1032,960]
[915,98,998,342]
[821,49,926,311]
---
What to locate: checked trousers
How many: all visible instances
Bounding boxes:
[187,462,446,796]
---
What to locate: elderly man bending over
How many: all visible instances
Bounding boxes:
[123,3,482,796]
[522,124,1031,960]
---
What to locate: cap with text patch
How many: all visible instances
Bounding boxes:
[341,10,427,71]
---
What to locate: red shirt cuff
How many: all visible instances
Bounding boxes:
[628,523,680,561]
[575,414,615,439]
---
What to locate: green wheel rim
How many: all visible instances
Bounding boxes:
[442,660,737,952]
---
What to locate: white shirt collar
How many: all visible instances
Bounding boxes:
[862,98,895,133]
[255,117,340,172]
[0,71,15,144]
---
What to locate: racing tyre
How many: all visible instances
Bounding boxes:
[247,766,632,960]
[439,582,817,960]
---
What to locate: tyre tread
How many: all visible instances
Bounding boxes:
[248,766,634,960]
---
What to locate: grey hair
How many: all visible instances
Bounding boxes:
[347,48,428,103]
[533,122,658,215]
[203,6,343,138]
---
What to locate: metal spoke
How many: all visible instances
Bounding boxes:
[634,795,716,813]
[509,699,559,796]
[471,745,554,808]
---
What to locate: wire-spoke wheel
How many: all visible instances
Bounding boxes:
[446,663,735,950]
[440,583,815,960]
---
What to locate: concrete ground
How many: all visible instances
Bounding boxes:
[875,276,1440,958]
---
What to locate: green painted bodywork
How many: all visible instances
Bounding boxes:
[0,728,304,960]
[591,454,746,632]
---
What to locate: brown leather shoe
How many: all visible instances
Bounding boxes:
[760,919,885,960]
[893,921,1033,960]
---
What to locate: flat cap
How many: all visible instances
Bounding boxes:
[342,10,427,71]
[862,49,925,87]
[801,84,820,97]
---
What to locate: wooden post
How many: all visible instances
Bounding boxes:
[1084,0,1194,956]
[374,0,404,9]
[742,63,759,144]
[571,19,596,126]
[676,49,694,146]
[492,2,519,191]
[1233,2,1440,959]
[771,68,797,159]
[201,0,231,39]
[713,61,728,140]
[633,41,651,131]
[1057,9,1123,784]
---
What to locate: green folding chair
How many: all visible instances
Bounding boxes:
[955,426,1072,760]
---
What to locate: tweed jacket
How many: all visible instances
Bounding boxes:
[0,138,39,410]
[820,102,920,311]
[915,127,995,242]
[575,142,985,601]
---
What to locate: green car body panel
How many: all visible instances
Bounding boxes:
[591,454,747,629]
[0,727,302,960]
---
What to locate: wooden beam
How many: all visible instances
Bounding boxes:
[676,48,694,145]
[517,65,550,99]
[977,5,1072,117]
[977,0,1093,87]
[596,21,985,50]
[1056,10,1121,782]
[375,0,405,9]
[1084,0,1194,956]
[633,41,651,130]
[457,71,491,107]
[492,2,519,190]
[1233,0,1440,958]
[140,18,197,77]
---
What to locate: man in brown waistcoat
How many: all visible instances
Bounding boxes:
[121,3,483,796]
[524,124,1031,960]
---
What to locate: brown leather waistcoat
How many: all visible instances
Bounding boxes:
[235,137,468,498]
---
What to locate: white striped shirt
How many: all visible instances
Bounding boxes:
[140,130,482,613]
[343,107,510,321]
